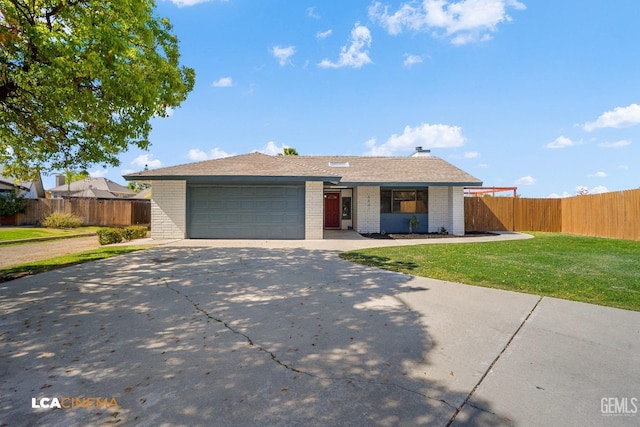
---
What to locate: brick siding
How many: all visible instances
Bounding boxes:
[429,186,465,235]
[355,186,380,234]
[305,181,323,239]
[150,180,186,239]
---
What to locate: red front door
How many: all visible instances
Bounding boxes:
[324,192,341,228]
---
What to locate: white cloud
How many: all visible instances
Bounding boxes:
[243,83,257,96]
[403,54,423,67]
[187,148,234,161]
[166,0,217,7]
[271,45,296,66]
[212,77,233,88]
[318,23,372,69]
[547,192,573,199]
[89,169,109,178]
[546,135,577,149]
[515,175,536,186]
[598,139,631,148]
[584,104,640,131]
[316,29,333,40]
[575,185,609,195]
[364,123,465,156]
[307,6,320,19]
[588,171,607,178]
[590,185,609,194]
[257,141,289,156]
[369,0,526,45]
[131,154,162,170]
[619,165,629,170]
[364,137,378,150]
[463,151,479,159]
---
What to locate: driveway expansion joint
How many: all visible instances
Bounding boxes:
[161,278,457,409]
[446,296,544,426]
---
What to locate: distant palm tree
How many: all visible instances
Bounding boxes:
[279,147,298,156]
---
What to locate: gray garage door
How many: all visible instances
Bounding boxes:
[188,185,305,239]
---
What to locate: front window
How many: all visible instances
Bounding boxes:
[342,197,352,220]
[381,189,428,213]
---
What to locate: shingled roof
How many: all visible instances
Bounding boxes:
[48,177,135,198]
[296,156,482,186]
[124,153,340,182]
[123,152,482,186]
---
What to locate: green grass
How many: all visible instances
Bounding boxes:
[0,226,99,242]
[0,246,150,282]
[340,233,640,311]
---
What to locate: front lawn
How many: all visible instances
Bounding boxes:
[340,233,640,311]
[0,246,150,282]
[0,226,99,242]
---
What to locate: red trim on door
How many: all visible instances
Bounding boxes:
[324,192,341,228]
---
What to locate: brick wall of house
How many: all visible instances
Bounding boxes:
[429,186,465,235]
[449,186,465,235]
[428,186,449,233]
[355,186,380,234]
[305,181,323,239]
[150,180,186,239]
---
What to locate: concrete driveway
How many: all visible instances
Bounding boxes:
[1,234,638,426]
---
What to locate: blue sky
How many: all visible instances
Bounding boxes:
[73,0,639,197]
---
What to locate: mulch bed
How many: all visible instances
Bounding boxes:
[361,231,497,240]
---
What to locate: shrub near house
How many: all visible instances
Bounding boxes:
[97,226,148,245]
[40,213,83,228]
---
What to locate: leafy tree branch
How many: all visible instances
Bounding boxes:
[0,0,195,179]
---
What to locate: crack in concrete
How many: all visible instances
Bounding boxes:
[446,296,544,426]
[162,279,457,411]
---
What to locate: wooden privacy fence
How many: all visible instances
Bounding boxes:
[465,188,640,241]
[465,197,562,232]
[561,190,640,240]
[14,198,151,227]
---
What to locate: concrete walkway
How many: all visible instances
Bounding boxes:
[1,233,638,426]
[147,230,533,251]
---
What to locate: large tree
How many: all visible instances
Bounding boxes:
[0,1,195,178]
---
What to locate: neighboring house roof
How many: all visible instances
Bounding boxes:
[124,152,482,187]
[66,188,118,199]
[48,177,136,198]
[0,180,27,192]
[132,188,152,199]
[0,174,45,198]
